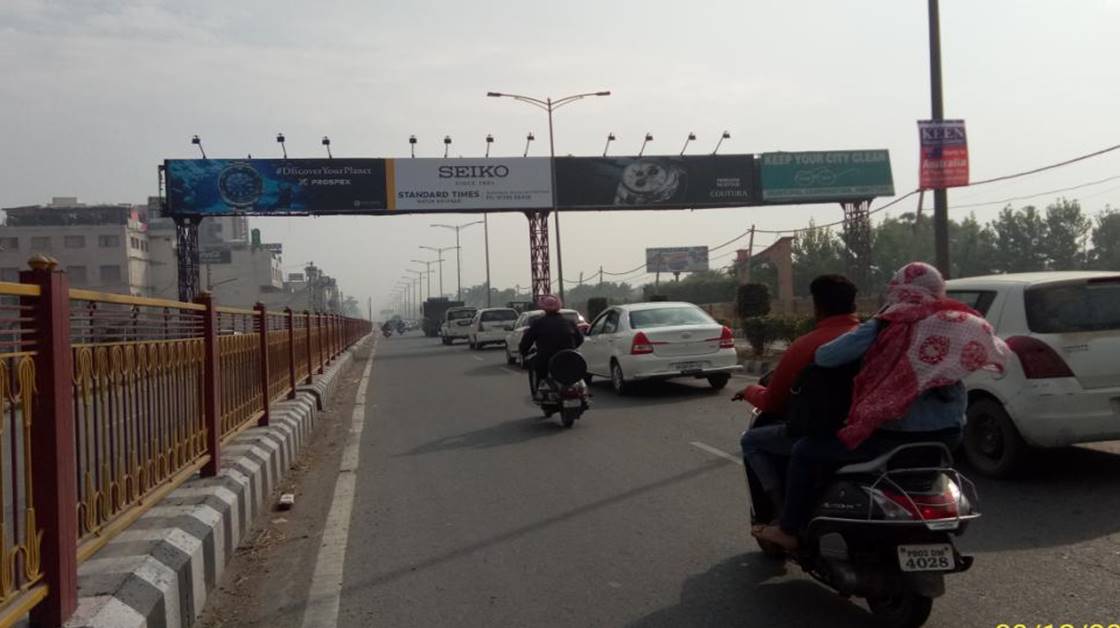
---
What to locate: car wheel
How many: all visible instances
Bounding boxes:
[707,374,731,390]
[610,361,629,395]
[964,398,1028,478]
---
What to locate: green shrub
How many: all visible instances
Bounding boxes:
[741,316,781,356]
[737,283,770,319]
[587,297,608,321]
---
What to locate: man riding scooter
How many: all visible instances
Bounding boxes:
[518,295,584,401]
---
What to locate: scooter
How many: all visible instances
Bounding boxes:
[744,408,979,628]
[381,328,392,338]
[530,349,590,428]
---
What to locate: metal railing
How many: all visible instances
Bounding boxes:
[0,258,372,625]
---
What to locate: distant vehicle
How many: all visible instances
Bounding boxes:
[504,308,587,367]
[945,271,1120,477]
[440,306,478,345]
[422,298,464,337]
[581,301,740,393]
[467,307,519,350]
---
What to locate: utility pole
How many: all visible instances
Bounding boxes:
[484,214,492,307]
[929,0,950,277]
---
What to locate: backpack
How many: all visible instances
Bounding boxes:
[784,360,861,439]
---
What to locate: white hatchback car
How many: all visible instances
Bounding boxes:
[581,302,740,394]
[946,271,1120,476]
[467,307,519,350]
[504,309,587,366]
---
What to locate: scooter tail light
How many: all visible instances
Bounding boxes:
[560,386,583,399]
[631,331,655,355]
[873,485,962,521]
[866,488,916,520]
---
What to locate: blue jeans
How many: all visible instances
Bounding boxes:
[740,424,795,495]
[779,428,963,533]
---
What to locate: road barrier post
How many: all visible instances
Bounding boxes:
[317,312,325,374]
[22,257,78,627]
[285,307,297,399]
[255,303,270,426]
[304,311,313,384]
[197,292,221,477]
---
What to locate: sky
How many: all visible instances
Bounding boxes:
[3,0,1120,314]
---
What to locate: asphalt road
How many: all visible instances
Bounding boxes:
[204,332,1120,627]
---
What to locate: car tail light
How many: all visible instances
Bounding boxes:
[631,331,655,355]
[719,326,735,349]
[1006,335,1074,379]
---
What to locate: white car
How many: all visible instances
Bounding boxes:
[581,301,741,394]
[467,308,519,350]
[440,306,478,345]
[504,309,587,367]
[946,271,1120,477]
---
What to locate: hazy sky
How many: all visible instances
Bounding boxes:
[3,0,1120,312]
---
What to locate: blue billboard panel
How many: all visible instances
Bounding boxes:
[165,159,388,216]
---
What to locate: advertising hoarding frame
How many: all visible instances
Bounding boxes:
[645,246,710,273]
[760,149,894,203]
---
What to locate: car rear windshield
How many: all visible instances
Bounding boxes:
[448,310,476,320]
[1024,279,1120,333]
[481,310,517,322]
[629,306,714,329]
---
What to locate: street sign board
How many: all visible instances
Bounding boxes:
[645,247,710,273]
[165,159,388,216]
[918,120,969,189]
[555,155,755,210]
[199,247,232,264]
[387,158,552,211]
[760,150,894,202]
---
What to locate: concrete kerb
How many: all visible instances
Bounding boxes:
[64,335,372,628]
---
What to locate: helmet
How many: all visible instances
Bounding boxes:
[539,294,562,313]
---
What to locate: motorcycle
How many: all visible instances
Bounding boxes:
[529,349,590,428]
[744,407,979,628]
[381,327,392,338]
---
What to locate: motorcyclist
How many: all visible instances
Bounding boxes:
[518,295,583,400]
[752,261,1009,551]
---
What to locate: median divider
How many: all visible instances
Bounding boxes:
[63,336,371,628]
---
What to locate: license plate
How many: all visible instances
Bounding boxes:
[673,361,705,373]
[897,544,955,572]
[562,398,582,408]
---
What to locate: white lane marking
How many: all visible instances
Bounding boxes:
[473,355,485,362]
[689,441,741,464]
[502,366,521,375]
[301,345,375,628]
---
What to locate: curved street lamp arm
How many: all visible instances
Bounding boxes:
[552,91,610,108]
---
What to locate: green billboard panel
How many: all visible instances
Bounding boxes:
[761,150,894,202]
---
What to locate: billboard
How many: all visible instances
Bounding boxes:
[760,150,894,202]
[918,120,969,189]
[646,247,710,273]
[555,155,755,210]
[199,248,232,264]
[387,158,552,211]
[165,159,388,216]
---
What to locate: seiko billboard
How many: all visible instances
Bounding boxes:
[388,158,552,211]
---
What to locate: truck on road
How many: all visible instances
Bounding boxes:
[421,298,464,337]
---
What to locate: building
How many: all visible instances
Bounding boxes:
[0,197,152,295]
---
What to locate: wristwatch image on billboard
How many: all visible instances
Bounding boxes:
[613,159,687,205]
[217,161,264,209]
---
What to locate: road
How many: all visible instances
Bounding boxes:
[202,333,1120,628]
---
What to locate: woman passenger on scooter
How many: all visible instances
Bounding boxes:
[753,261,1008,551]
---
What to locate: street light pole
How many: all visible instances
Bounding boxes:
[411,259,436,300]
[431,222,483,302]
[929,0,950,277]
[419,245,456,297]
[483,214,492,307]
[487,89,610,302]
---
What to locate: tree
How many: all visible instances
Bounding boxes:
[951,214,998,278]
[870,212,935,286]
[987,205,1048,273]
[1043,198,1091,270]
[1090,208,1120,270]
[791,222,846,296]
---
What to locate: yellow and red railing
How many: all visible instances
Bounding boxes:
[0,257,371,626]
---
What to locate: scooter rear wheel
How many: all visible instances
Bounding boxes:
[867,592,933,628]
[560,408,579,428]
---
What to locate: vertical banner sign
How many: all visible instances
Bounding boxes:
[918,120,969,189]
